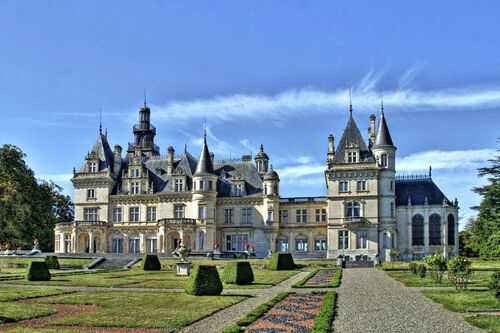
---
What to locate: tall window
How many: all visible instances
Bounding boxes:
[198,231,205,250]
[146,238,157,253]
[235,184,243,196]
[226,234,248,251]
[315,209,327,222]
[174,205,184,219]
[174,179,183,192]
[112,237,124,253]
[315,238,327,251]
[268,211,273,221]
[295,238,308,251]
[277,238,289,252]
[131,168,140,177]
[339,181,349,192]
[224,209,234,224]
[89,162,97,173]
[241,208,252,224]
[348,151,357,163]
[55,234,61,252]
[429,214,441,245]
[448,214,455,245]
[199,180,204,190]
[381,154,388,168]
[390,203,394,218]
[356,230,368,249]
[296,209,307,223]
[338,230,349,249]
[87,189,96,199]
[112,207,122,223]
[146,207,156,222]
[129,236,140,253]
[356,180,367,191]
[130,181,140,194]
[129,207,140,222]
[390,180,394,191]
[84,208,99,221]
[209,180,213,190]
[198,206,205,219]
[412,214,424,246]
[279,210,289,223]
[346,202,360,218]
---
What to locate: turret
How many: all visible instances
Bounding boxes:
[372,104,396,170]
[255,144,269,176]
[263,166,280,196]
[128,101,159,157]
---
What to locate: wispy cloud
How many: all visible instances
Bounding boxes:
[397,149,496,172]
[398,63,425,89]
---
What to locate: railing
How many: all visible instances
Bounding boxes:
[279,196,327,204]
[55,220,110,228]
[395,174,431,180]
[157,218,196,225]
[342,217,369,226]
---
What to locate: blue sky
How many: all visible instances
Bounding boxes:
[0,1,499,227]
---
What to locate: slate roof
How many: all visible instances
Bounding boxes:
[81,133,115,172]
[395,178,450,206]
[332,115,375,164]
[214,161,264,197]
[374,111,394,147]
[194,136,215,175]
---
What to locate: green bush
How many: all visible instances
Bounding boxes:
[424,254,447,283]
[409,262,418,275]
[26,261,51,281]
[267,252,295,270]
[44,255,60,270]
[447,256,474,290]
[311,291,336,333]
[489,271,500,301]
[185,265,223,295]
[417,264,427,278]
[222,261,254,285]
[141,254,161,271]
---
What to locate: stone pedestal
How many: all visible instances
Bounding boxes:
[336,257,343,268]
[213,249,221,259]
[176,262,191,276]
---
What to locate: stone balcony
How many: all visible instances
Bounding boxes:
[55,220,111,228]
[342,217,371,229]
[157,218,197,226]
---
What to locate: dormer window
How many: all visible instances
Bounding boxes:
[174,179,183,192]
[131,168,140,177]
[130,181,140,195]
[348,151,358,163]
[381,154,388,168]
[235,184,243,196]
[89,162,97,173]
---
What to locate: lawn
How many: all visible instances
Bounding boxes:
[381,259,500,271]
[38,291,247,329]
[159,258,336,270]
[465,316,500,333]
[386,270,494,287]
[421,290,500,312]
[0,258,92,268]
[0,302,56,323]
[0,288,71,302]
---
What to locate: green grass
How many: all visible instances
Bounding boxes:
[469,258,500,271]
[311,291,337,333]
[0,287,71,301]
[3,329,83,333]
[158,258,336,270]
[0,302,56,322]
[422,290,500,312]
[37,291,246,329]
[293,269,320,287]
[386,270,494,287]
[465,315,500,333]
[0,258,92,268]
[292,269,342,288]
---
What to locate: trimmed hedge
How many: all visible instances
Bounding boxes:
[417,264,427,278]
[26,261,51,281]
[311,291,337,333]
[44,255,60,270]
[490,271,500,301]
[409,262,418,275]
[331,268,342,287]
[222,261,254,285]
[141,254,161,271]
[267,252,295,270]
[185,265,223,295]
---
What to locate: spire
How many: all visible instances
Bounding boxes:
[348,86,353,118]
[194,129,215,175]
[99,108,102,134]
[144,88,147,106]
[374,105,394,147]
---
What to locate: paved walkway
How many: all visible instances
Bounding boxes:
[332,268,484,333]
[178,271,310,333]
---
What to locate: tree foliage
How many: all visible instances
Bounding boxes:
[470,151,500,258]
[0,144,73,251]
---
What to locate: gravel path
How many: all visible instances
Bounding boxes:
[332,268,484,333]
[178,271,310,333]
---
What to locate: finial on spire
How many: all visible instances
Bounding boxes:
[184,142,187,153]
[144,88,147,106]
[429,165,432,177]
[203,114,207,141]
[99,108,102,134]
[348,85,353,117]
[381,100,384,114]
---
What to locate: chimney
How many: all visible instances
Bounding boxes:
[113,145,122,175]
[369,114,376,144]
[328,134,335,154]
[167,146,174,174]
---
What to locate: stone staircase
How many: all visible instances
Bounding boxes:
[343,260,375,268]
[89,257,140,270]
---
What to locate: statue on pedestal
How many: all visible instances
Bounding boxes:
[172,241,192,276]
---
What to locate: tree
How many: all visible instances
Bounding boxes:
[0,144,73,251]
[459,218,479,257]
[470,150,500,258]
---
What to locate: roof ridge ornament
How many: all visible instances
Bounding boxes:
[349,86,353,118]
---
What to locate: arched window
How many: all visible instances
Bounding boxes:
[412,214,424,246]
[381,154,388,168]
[447,214,455,245]
[429,214,441,245]
[346,202,361,218]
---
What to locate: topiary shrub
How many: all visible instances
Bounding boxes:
[26,261,51,281]
[141,254,161,271]
[424,254,447,283]
[44,255,60,270]
[447,256,474,290]
[416,264,427,278]
[185,265,223,295]
[222,261,254,285]
[489,271,500,301]
[409,262,418,275]
[267,252,295,270]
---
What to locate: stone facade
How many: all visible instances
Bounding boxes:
[54,102,459,261]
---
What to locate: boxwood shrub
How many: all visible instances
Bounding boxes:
[44,255,60,270]
[141,254,161,271]
[185,265,223,295]
[416,264,427,278]
[489,271,500,301]
[26,261,51,281]
[408,262,418,275]
[222,261,254,285]
[267,252,295,270]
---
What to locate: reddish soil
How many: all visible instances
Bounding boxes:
[304,270,335,287]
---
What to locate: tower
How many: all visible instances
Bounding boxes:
[128,102,159,157]
[255,144,269,177]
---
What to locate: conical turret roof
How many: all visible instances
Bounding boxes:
[194,133,215,175]
[374,110,394,147]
